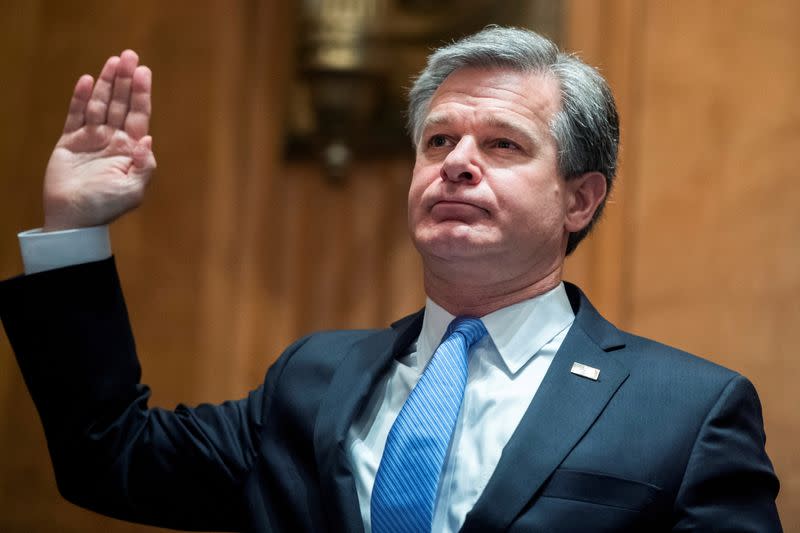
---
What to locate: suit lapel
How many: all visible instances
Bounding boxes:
[461,285,629,532]
[313,311,424,533]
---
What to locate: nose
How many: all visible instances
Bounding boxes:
[440,137,482,184]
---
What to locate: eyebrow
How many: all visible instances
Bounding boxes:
[421,113,542,147]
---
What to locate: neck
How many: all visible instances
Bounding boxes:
[422,260,564,317]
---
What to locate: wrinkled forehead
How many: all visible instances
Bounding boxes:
[421,67,562,133]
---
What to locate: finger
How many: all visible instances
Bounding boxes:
[107,49,140,129]
[124,65,152,140]
[85,56,119,125]
[63,75,94,133]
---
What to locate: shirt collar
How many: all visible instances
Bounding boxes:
[417,283,575,375]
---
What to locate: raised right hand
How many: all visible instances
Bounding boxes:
[43,50,156,231]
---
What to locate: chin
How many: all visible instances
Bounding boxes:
[412,226,493,262]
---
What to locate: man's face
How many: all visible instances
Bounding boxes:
[408,67,571,280]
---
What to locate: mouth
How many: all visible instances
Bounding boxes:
[430,200,489,221]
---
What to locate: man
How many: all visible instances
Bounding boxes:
[0,26,782,532]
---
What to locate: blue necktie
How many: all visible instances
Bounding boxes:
[371,316,488,533]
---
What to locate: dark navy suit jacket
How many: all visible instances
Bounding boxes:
[0,258,781,532]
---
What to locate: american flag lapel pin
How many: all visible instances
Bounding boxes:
[570,362,600,381]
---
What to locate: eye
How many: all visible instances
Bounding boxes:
[493,138,520,150]
[427,134,450,148]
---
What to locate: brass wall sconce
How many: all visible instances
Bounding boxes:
[286,0,562,182]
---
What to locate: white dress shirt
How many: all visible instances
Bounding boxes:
[347,287,574,533]
[17,227,575,533]
[17,226,111,274]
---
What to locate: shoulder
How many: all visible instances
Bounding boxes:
[253,313,422,431]
[616,329,739,383]
[265,308,420,382]
[565,282,743,397]
[266,328,384,381]
[272,309,424,374]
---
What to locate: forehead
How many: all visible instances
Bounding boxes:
[424,67,562,130]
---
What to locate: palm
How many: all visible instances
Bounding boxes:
[43,50,155,230]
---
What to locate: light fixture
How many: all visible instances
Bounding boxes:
[286,0,562,182]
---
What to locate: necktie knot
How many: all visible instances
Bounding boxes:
[447,316,487,349]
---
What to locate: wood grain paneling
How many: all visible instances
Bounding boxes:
[566,0,799,528]
[563,0,644,323]
[627,2,800,527]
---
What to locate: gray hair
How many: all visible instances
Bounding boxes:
[407,26,619,255]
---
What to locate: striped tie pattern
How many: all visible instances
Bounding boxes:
[371,316,488,533]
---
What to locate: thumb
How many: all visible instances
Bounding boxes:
[130,135,157,185]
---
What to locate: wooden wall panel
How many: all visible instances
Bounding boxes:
[0,3,40,530]
[629,2,800,528]
[563,0,643,323]
[567,0,799,528]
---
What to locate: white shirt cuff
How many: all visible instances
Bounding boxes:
[18,226,112,275]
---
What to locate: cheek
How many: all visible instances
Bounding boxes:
[408,163,435,211]
[407,176,428,230]
[407,176,422,215]
[497,176,565,229]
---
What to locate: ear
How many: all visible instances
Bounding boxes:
[564,171,607,233]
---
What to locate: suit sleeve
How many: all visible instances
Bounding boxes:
[0,257,286,531]
[672,374,782,532]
